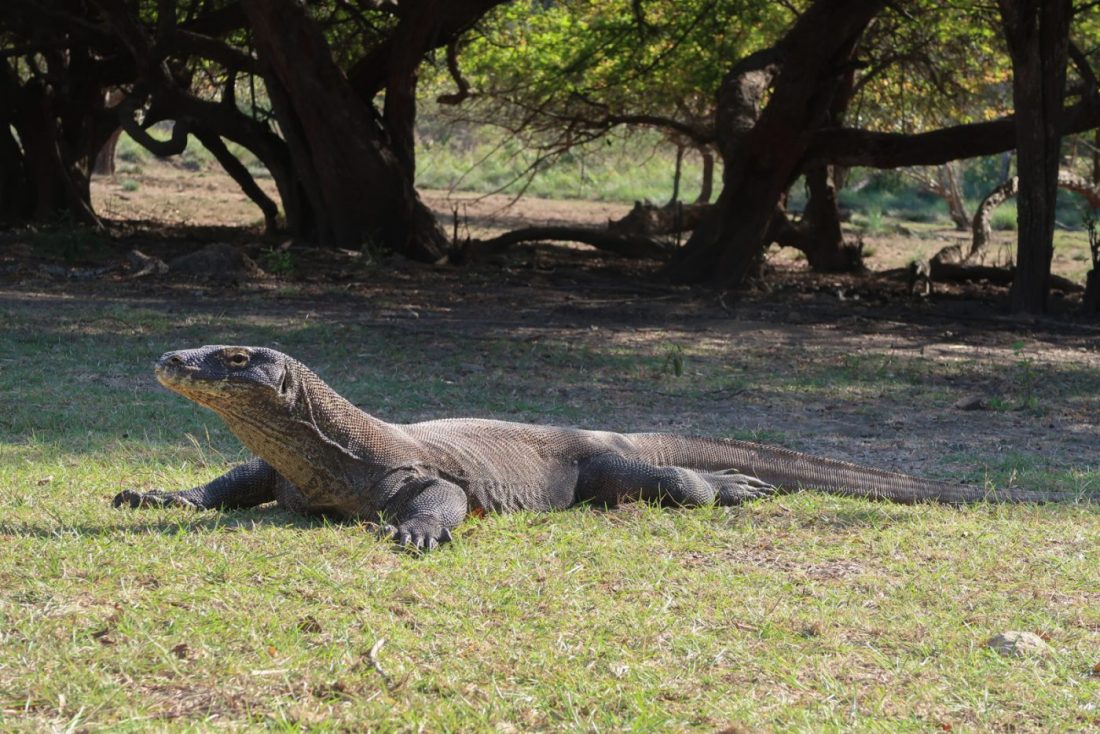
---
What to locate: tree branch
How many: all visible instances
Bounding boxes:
[116,96,190,157]
[436,38,472,105]
[807,95,1100,169]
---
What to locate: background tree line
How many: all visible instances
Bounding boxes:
[1,0,1099,314]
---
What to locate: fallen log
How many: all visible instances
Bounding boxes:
[928,259,1084,293]
[461,226,672,261]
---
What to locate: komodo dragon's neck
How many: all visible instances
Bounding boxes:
[207,359,416,496]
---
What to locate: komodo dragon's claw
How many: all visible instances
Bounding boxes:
[113,489,197,509]
[712,473,778,506]
[376,520,453,553]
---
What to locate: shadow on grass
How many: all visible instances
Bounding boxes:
[0,506,362,539]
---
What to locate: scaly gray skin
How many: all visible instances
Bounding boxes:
[115,346,1084,550]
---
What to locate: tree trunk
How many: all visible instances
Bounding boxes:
[998,0,1072,314]
[787,58,860,273]
[970,176,1019,260]
[940,163,970,230]
[94,128,122,176]
[0,56,112,227]
[0,121,29,222]
[1092,128,1100,185]
[668,0,884,285]
[696,148,715,204]
[241,0,446,260]
[798,164,863,272]
[669,145,684,205]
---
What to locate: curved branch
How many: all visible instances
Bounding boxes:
[1069,40,1097,96]
[596,113,713,145]
[116,97,190,157]
[436,38,472,105]
[166,30,260,73]
[807,96,1100,169]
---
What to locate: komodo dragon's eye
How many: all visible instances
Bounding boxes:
[226,351,250,369]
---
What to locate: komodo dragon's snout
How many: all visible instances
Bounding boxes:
[155,346,290,399]
[115,345,1086,552]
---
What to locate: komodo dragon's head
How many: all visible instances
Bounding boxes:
[154,345,295,414]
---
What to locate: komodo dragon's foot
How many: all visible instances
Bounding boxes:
[709,471,778,505]
[113,489,199,509]
[376,517,454,552]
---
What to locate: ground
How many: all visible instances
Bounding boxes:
[0,160,1096,731]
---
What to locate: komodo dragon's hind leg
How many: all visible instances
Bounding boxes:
[575,454,776,507]
[113,457,279,510]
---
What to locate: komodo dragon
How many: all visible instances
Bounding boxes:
[115,345,1080,550]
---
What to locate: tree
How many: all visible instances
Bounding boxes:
[0,3,123,225]
[241,0,448,258]
[998,0,1072,314]
[440,0,767,200]
[1,0,506,260]
[667,0,886,285]
[666,0,1100,293]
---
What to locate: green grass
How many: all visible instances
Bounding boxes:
[0,298,1096,731]
[991,202,1018,231]
[417,127,705,204]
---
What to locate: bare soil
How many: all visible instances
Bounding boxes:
[2,160,1098,478]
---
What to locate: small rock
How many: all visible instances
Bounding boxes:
[953,395,985,411]
[985,631,1052,658]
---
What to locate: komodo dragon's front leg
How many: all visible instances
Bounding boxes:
[373,472,468,551]
[114,457,279,510]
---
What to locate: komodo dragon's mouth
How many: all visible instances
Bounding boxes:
[155,358,240,407]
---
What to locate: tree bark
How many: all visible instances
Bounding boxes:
[669,145,684,205]
[786,59,861,273]
[93,128,121,175]
[940,163,970,230]
[695,148,715,204]
[241,0,447,260]
[999,0,1072,314]
[668,0,884,285]
[798,164,863,272]
[0,119,29,222]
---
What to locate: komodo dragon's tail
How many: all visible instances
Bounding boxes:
[628,433,1084,504]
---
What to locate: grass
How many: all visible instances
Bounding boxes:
[991,202,1018,231]
[0,292,1096,731]
[417,127,704,204]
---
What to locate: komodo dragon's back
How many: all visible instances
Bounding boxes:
[114,345,1087,551]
